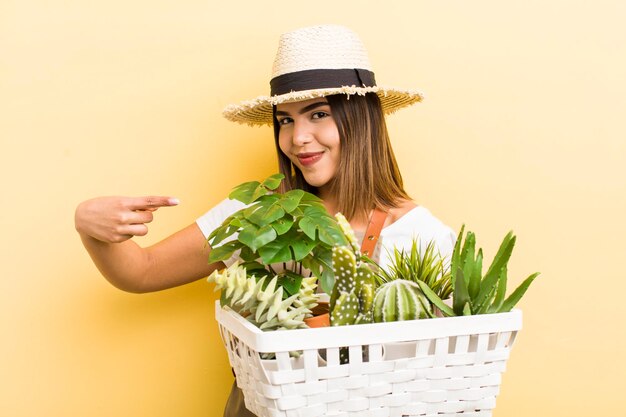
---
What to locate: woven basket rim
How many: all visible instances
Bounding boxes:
[215,301,522,353]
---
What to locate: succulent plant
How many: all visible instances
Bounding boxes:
[373,239,452,302]
[208,262,319,330]
[416,225,540,316]
[372,280,433,322]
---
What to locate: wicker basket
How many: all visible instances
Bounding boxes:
[215,300,522,417]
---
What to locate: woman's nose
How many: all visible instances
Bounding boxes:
[292,122,313,145]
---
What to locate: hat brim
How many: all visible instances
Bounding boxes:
[222,86,424,126]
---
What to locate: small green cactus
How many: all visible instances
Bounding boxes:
[208,262,319,330]
[372,280,433,322]
[329,245,375,326]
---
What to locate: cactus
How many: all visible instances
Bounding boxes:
[372,280,433,322]
[328,243,376,364]
[208,262,319,330]
[335,213,360,255]
[329,246,375,326]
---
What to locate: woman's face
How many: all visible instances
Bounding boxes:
[276,98,340,192]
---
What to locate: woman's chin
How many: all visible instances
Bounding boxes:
[302,175,330,189]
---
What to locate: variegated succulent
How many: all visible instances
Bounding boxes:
[208,262,320,330]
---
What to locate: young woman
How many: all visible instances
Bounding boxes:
[75,24,455,417]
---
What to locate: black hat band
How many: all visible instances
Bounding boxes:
[270,68,376,96]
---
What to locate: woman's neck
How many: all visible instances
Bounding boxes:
[320,189,371,233]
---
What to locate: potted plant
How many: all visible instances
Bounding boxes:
[207,174,348,330]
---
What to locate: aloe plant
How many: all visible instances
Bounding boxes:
[416,225,539,316]
[207,173,348,295]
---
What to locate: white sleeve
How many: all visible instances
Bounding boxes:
[196,198,247,267]
[195,198,246,239]
[437,225,457,266]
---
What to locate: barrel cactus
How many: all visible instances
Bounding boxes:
[373,280,433,322]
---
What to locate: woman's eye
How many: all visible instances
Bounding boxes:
[311,111,329,120]
[278,117,293,126]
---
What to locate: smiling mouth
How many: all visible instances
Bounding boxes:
[297,152,324,166]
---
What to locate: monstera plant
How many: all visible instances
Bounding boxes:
[207,173,348,297]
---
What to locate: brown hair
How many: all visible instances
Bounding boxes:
[273,93,410,221]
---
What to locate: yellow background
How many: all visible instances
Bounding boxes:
[2,1,624,416]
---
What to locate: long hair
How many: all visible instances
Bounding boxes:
[274,93,410,221]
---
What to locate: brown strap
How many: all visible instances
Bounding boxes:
[360,208,388,257]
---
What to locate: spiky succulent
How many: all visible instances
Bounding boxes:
[374,239,452,302]
[208,262,319,330]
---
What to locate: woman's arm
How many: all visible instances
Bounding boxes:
[75,196,223,293]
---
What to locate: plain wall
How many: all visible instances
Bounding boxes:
[1,1,624,416]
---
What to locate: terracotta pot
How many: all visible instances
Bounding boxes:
[304,312,330,328]
[304,301,330,328]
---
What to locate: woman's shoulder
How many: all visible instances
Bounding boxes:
[380,199,456,260]
[383,199,455,241]
[385,199,418,226]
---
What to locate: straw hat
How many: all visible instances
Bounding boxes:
[223,24,424,125]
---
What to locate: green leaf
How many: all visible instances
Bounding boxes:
[498,272,540,312]
[228,216,243,228]
[472,267,501,314]
[271,216,295,235]
[450,224,465,291]
[485,231,516,278]
[488,265,508,313]
[299,192,323,203]
[462,302,472,316]
[461,232,476,287]
[298,212,319,240]
[303,247,334,293]
[241,261,270,277]
[417,280,455,316]
[238,246,257,262]
[261,173,285,190]
[243,200,285,227]
[473,233,516,311]
[299,206,347,246]
[228,180,265,204]
[208,240,243,263]
[278,190,305,213]
[209,223,239,247]
[252,225,278,251]
[468,248,483,300]
[289,236,316,261]
[276,271,303,297]
[257,240,293,264]
[237,223,259,251]
[453,267,471,315]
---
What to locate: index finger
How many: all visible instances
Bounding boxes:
[126,196,180,210]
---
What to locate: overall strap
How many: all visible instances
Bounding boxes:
[360,208,388,257]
